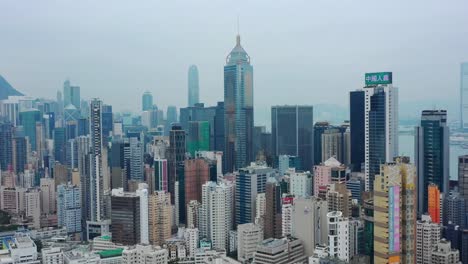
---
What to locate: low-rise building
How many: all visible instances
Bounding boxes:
[253,236,306,264]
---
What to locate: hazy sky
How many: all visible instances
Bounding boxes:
[1,0,467,123]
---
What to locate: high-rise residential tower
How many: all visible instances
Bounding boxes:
[415,110,449,216]
[271,105,313,171]
[86,99,111,240]
[373,157,416,264]
[142,91,153,111]
[362,72,399,191]
[224,34,254,172]
[188,65,199,107]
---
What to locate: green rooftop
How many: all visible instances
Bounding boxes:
[98,248,123,258]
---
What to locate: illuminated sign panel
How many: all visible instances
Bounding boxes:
[365,72,392,86]
[388,186,401,253]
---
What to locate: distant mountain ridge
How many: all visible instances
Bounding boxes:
[0,75,23,100]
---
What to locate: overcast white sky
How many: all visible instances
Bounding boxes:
[1,0,467,120]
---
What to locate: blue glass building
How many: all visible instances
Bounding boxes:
[224,35,254,172]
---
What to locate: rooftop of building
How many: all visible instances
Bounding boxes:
[98,248,123,258]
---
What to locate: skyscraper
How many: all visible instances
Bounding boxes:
[264,178,282,239]
[271,105,313,171]
[461,63,468,130]
[19,109,41,151]
[57,183,82,235]
[350,90,365,172]
[148,191,172,246]
[416,214,441,264]
[142,91,153,111]
[54,127,66,164]
[363,72,398,191]
[200,181,233,251]
[86,99,111,240]
[0,122,13,170]
[313,121,330,165]
[101,104,113,144]
[224,34,254,172]
[458,155,468,218]
[415,110,449,216]
[428,184,441,224]
[168,124,186,205]
[63,80,81,110]
[165,106,178,136]
[236,163,274,225]
[12,134,27,174]
[187,121,210,156]
[188,65,199,107]
[111,188,142,245]
[373,157,416,264]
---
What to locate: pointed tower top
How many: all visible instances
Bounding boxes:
[226,34,250,65]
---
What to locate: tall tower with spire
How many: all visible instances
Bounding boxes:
[224,34,254,172]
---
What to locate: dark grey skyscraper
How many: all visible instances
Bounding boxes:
[0,122,13,171]
[188,65,199,107]
[313,121,330,165]
[168,124,186,204]
[142,91,153,111]
[271,105,313,171]
[224,35,253,172]
[350,90,365,172]
[415,110,449,216]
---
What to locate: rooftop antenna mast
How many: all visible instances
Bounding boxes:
[237,15,240,36]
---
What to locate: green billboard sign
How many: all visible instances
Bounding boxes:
[365,72,392,86]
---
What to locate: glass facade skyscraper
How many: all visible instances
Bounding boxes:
[363,80,398,191]
[224,35,253,172]
[415,110,449,217]
[188,65,199,107]
[142,91,153,111]
[0,122,13,171]
[271,105,313,171]
[187,121,210,156]
[63,79,80,109]
[19,109,41,151]
[350,90,365,172]
[313,122,330,166]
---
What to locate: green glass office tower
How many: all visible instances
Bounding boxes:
[224,35,254,172]
[142,91,153,111]
[415,110,449,216]
[187,121,210,156]
[19,109,41,151]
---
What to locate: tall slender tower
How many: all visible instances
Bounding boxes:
[224,34,253,172]
[188,65,199,107]
[415,110,449,217]
[362,72,398,191]
[86,99,111,240]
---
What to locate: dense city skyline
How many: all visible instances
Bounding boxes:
[1,1,468,120]
[1,1,468,264]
